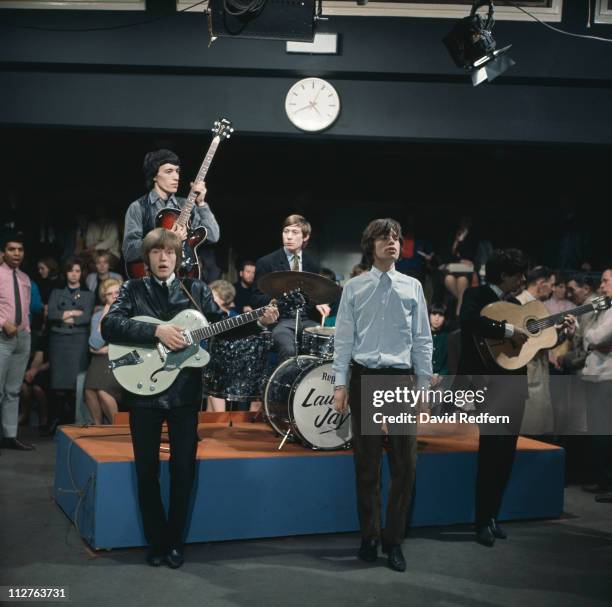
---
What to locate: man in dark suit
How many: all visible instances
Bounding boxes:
[457,248,529,547]
[251,214,330,361]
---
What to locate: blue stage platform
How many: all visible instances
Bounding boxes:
[53,416,564,550]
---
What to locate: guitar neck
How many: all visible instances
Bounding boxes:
[176,136,221,227]
[533,300,602,331]
[190,307,266,341]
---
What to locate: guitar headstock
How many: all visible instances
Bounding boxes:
[212,118,234,141]
[593,296,612,312]
[273,289,307,315]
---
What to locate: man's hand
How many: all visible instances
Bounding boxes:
[260,305,279,326]
[155,324,187,351]
[509,327,529,350]
[333,386,348,412]
[558,314,577,336]
[191,180,207,205]
[316,304,331,318]
[243,305,253,313]
[2,321,18,338]
[171,222,188,241]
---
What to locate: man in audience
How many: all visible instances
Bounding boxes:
[517,267,558,435]
[233,260,256,313]
[582,267,612,503]
[0,233,35,450]
[86,251,122,300]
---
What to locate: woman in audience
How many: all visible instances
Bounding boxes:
[84,278,123,424]
[36,256,63,305]
[206,280,238,412]
[429,303,449,387]
[443,216,478,317]
[46,257,95,431]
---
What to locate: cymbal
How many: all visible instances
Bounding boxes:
[257,271,342,304]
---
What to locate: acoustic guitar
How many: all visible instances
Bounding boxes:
[479,295,611,371]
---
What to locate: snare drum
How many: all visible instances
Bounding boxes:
[202,332,273,401]
[264,355,351,450]
[301,326,335,359]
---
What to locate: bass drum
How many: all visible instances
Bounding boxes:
[264,356,352,450]
[202,332,273,401]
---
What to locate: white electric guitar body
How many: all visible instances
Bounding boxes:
[109,309,211,396]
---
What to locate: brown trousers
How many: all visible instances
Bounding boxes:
[348,363,417,546]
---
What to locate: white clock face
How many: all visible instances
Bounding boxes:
[285,78,340,133]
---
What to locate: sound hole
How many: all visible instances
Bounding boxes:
[526,318,539,334]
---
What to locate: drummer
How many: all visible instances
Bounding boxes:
[251,214,331,362]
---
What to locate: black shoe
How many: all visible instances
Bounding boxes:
[165,547,185,569]
[0,437,35,451]
[489,518,507,539]
[582,483,608,494]
[595,492,612,503]
[382,543,406,572]
[146,550,165,567]
[475,524,495,547]
[358,539,379,563]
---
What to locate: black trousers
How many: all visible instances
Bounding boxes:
[129,406,199,550]
[474,375,526,526]
[272,316,318,362]
[348,363,417,546]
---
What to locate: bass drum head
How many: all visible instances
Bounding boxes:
[290,359,352,450]
[264,356,319,438]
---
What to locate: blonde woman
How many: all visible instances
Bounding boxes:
[84,278,123,424]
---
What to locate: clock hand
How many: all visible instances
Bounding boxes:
[292,104,314,115]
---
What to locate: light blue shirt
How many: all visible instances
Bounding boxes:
[332,265,433,389]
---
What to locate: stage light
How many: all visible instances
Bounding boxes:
[443,0,515,86]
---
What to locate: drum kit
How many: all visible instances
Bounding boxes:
[203,271,351,451]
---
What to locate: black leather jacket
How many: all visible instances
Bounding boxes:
[101,277,222,410]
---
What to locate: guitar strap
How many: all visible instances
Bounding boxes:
[179,279,205,315]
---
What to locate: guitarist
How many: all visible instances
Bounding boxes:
[457,248,530,547]
[122,149,220,271]
[102,228,277,569]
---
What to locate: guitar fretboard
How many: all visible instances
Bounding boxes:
[526,298,608,332]
[176,136,221,228]
[190,306,266,341]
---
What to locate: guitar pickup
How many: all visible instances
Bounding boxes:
[109,350,144,370]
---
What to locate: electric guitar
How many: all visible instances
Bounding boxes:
[126,118,234,279]
[478,295,611,370]
[108,290,304,396]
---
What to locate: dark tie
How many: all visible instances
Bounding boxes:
[13,269,22,326]
[291,255,300,272]
[161,281,169,295]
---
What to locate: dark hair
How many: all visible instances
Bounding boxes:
[569,272,597,290]
[2,231,25,251]
[526,265,554,286]
[239,260,257,272]
[143,149,180,190]
[360,218,403,267]
[141,228,182,270]
[429,302,447,317]
[38,256,59,276]
[485,248,527,285]
[62,256,86,287]
[350,263,368,278]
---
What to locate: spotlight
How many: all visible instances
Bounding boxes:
[443,0,515,86]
